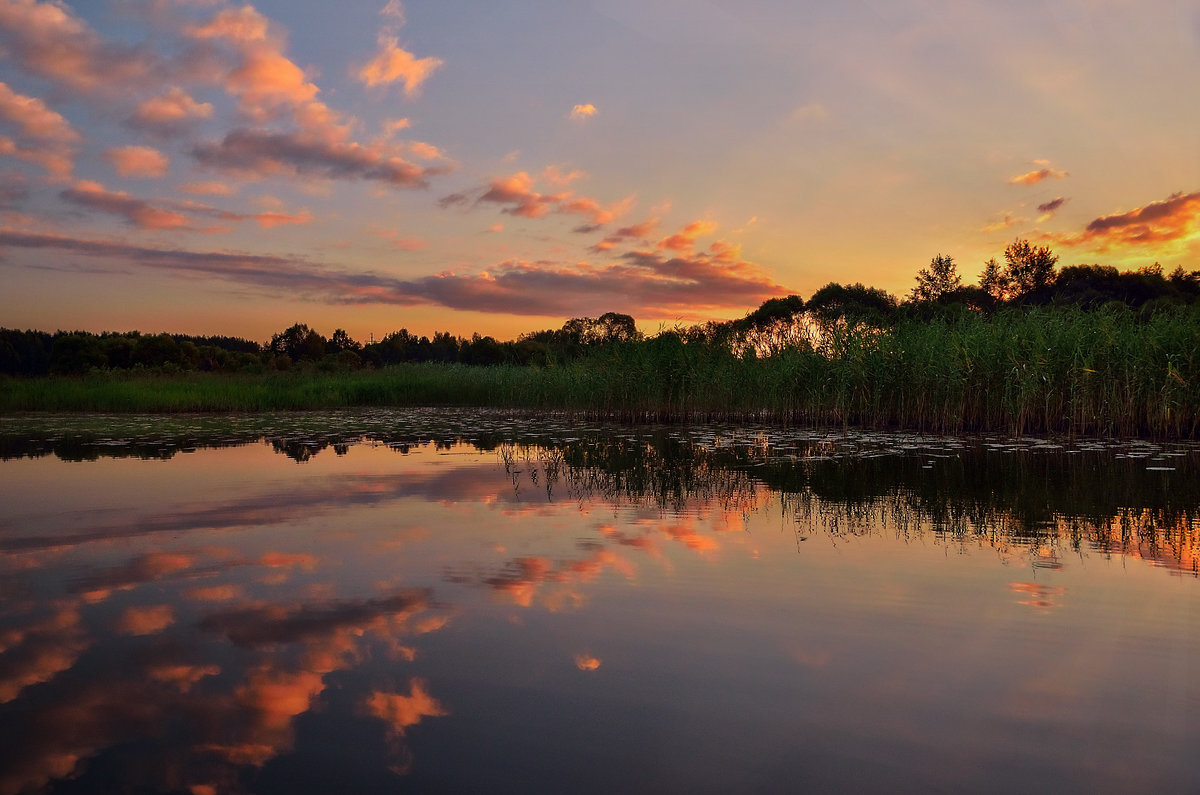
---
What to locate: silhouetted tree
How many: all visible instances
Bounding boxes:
[979,257,1007,301]
[328,328,360,353]
[807,282,898,327]
[269,324,327,361]
[910,254,961,302]
[1003,239,1058,300]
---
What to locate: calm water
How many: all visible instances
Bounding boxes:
[1,410,1197,794]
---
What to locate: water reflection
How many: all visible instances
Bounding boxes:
[1,411,1198,792]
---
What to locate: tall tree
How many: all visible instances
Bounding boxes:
[1003,239,1058,298]
[910,254,961,302]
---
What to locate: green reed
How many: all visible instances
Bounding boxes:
[3,306,1197,437]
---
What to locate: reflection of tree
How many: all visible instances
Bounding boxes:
[5,412,1198,575]
[497,433,1200,576]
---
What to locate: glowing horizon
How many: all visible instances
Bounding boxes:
[1,0,1198,343]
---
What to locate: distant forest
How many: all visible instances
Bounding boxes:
[4,239,1199,377]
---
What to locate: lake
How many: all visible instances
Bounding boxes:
[1,409,1197,793]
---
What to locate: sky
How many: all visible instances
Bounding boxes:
[1,0,1198,343]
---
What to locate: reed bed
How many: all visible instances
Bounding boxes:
[3,306,1197,437]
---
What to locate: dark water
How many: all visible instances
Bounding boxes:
[1,410,1197,794]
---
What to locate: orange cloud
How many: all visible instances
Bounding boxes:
[658,219,717,252]
[980,213,1023,233]
[407,140,445,160]
[114,604,175,636]
[569,103,597,120]
[104,145,170,178]
[186,6,270,43]
[573,653,601,671]
[0,607,88,704]
[542,164,586,187]
[1009,167,1068,186]
[1008,581,1066,609]
[146,662,221,692]
[1045,190,1200,251]
[364,678,448,736]
[358,36,443,96]
[184,5,345,138]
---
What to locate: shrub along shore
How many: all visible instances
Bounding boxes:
[4,306,1198,439]
[4,244,1199,437]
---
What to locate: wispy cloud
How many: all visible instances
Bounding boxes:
[191,128,439,187]
[1009,165,1069,186]
[1036,196,1068,222]
[59,180,310,231]
[980,212,1024,233]
[358,37,443,95]
[357,0,442,95]
[0,228,787,317]
[657,219,717,252]
[457,171,632,228]
[1044,190,1200,251]
[179,181,236,196]
[60,180,191,230]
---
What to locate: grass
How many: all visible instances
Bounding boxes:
[3,306,1198,437]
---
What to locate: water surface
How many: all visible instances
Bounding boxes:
[1,410,1197,793]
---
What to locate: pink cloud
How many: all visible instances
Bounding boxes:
[104,145,170,178]
[0,135,73,178]
[358,36,443,96]
[0,79,78,177]
[60,180,191,230]
[407,141,445,161]
[0,80,79,143]
[179,181,236,196]
[473,171,632,228]
[0,0,160,93]
[1,227,789,317]
[59,180,311,231]
[127,86,213,134]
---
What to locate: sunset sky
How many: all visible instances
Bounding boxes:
[1,0,1198,343]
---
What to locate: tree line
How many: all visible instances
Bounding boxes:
[2,239,1198,377]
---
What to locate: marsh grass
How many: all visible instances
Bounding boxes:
[3,307,1197,437]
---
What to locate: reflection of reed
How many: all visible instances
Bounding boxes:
[5,412,1198,574]
[498,437,765,517]
[498,435,1200,577]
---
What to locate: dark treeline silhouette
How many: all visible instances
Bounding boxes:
[2,240,1199,377]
